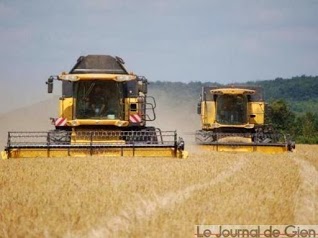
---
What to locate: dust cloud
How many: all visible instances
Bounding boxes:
[0,98,57,149]
[148,89,200,145]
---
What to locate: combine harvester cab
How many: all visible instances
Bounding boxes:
[2,55,187,159]
[195,86,295,153]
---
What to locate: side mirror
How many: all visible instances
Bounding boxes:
[197,102,201,115]
[46,76,54,93]
[142,81,148,94]
[137,76,148,94]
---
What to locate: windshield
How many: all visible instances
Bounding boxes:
[74,81,122,119]
[216,94,248,125]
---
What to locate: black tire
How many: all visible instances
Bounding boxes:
[195,130,214,144]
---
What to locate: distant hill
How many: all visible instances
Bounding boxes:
[248,75,318,101]
[247,75,318,114]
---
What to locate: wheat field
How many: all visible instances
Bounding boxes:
[0,144,317,238]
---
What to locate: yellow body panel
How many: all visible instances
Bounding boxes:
[201,101,215,129]
[66,119,129,127]
[58,73,136,81]
[211,88,255,95]
[248,102,265,125]
[59,98,73,120]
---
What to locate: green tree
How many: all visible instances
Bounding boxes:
[295,112,318,143]
[267,100,295,133]
[302,112,316,136]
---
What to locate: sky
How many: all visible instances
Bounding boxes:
[0,0,318,113]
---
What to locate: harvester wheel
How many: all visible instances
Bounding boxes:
[195,130,214,144]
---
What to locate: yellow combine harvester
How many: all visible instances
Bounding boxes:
[1,55,186,159]
[196,86,295,153]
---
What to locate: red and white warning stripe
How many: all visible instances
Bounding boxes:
[55,117,67,126]
[129,114,142,123]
